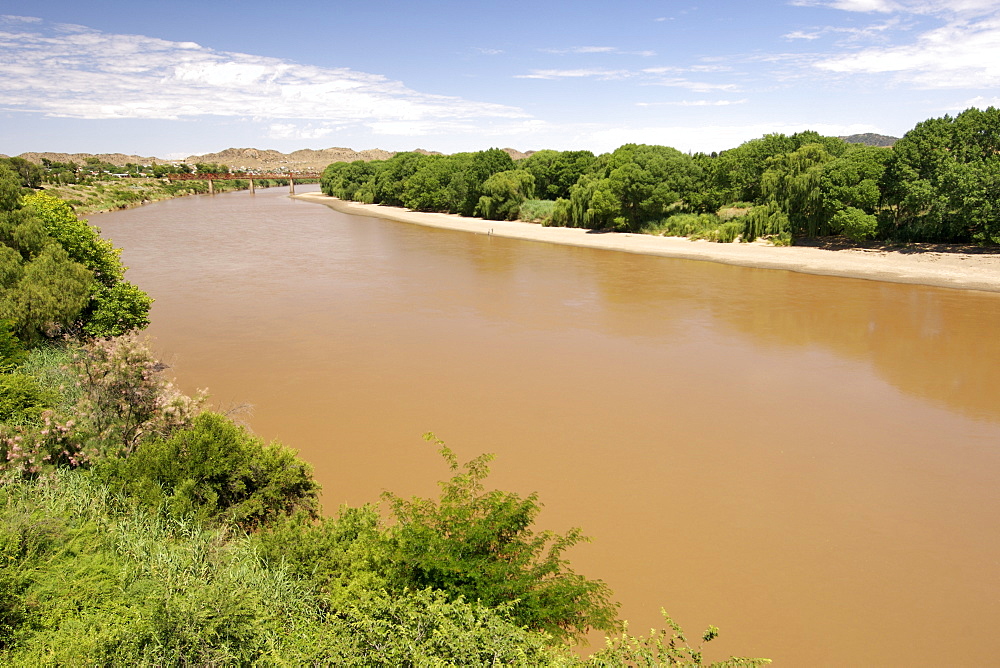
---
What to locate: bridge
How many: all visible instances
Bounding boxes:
[166,172,320,194]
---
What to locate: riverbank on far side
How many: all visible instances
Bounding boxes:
[293,192,1000,294]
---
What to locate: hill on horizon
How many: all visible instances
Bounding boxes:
[9,147,531,172]
[839,133,898,147]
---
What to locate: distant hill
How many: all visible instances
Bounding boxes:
[17,151,169,166]
[839,133,898,147]
[14,147,448,172]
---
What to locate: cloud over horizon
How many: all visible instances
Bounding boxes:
[0,16,528,135]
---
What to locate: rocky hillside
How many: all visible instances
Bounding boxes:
[13,147,438,172]
[839,133,898,147]
[12,146,536,171]
[16,151,168,166]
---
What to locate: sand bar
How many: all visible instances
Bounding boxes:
[294,192,1000,294]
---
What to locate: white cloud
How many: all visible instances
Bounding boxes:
[0,17,528,131]
[267,123,334,140]
[793,0,1000,16]
[515,68,633,80]
[947,95,1000,110]
[542,46,657,56]
[784,30,824,39]
[636,99,748,106]
[646,79,740,92]
[815,15,1000,87]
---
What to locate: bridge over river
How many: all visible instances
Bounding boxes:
[167,172,320,194]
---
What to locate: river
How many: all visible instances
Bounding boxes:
[92,185,1000,666]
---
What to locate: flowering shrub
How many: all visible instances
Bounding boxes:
[68,334,204,456]
[2,415,97,476]
[1,335,204,476]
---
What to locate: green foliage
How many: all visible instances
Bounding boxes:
[819,145,889,221]
[82,280,152,337]
[382,433,620,642]
[741,203,791,245]
[760,143,835,238]
[0,173,151,342]
[642,213,744,243]
[519,198,557,223]
[402,154,472,212]
[521,149,598,200]
[95,412,320,530]
[0,373,55,424]
[373,151,429,206]
[881,107,1000,242]
[589,611,772,667]
[832,207,879,242]
[0,470,564,665]
[601,144,700,231]
[0,243,92,343]
[476,169,536,220]
[0,322,26,373]
[0,157,41,189]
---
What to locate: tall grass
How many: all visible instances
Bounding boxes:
[641,213,744,243]
[518,199,556,223]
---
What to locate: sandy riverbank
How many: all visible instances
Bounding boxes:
[293,192,1000,293]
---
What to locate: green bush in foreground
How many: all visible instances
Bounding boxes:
[95,411,321,530]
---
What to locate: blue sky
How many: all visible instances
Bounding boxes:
[1,0,998,158]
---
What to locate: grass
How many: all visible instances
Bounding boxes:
[518,199,556,224]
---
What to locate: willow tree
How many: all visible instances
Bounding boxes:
[476,169,535,221]
[760,143,835,238]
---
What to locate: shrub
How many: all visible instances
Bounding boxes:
[68,334,203,456]
[832,206,878,242]
[0,374,55,424]
[382,434,619,642]
[96,412,320,530]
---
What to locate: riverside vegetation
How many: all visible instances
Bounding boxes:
[0,155,302,215]
[321,107,1000,247]
[0,162,769,664]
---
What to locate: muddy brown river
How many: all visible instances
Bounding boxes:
[92,186,1000,666]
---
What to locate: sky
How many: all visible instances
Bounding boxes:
[1,0,999,158]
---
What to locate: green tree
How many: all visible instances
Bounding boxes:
[0,158,41,189]
[21,192,151,337]
[402,154,473,213]
[476,169,536,220]
[521,149,597,200]
[372,152,429,206]
[0,244,92,343]
[880,107,1000,242]
[760,143,835,237]
[819,145,889,240]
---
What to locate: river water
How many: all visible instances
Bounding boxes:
[92,186,1000,666]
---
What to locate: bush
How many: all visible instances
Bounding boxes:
[832,206,878,242]
[0,374,55,424]
[95,412,320,530]
[382,434,619,642]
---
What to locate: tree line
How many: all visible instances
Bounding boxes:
[321,107,1000,246]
